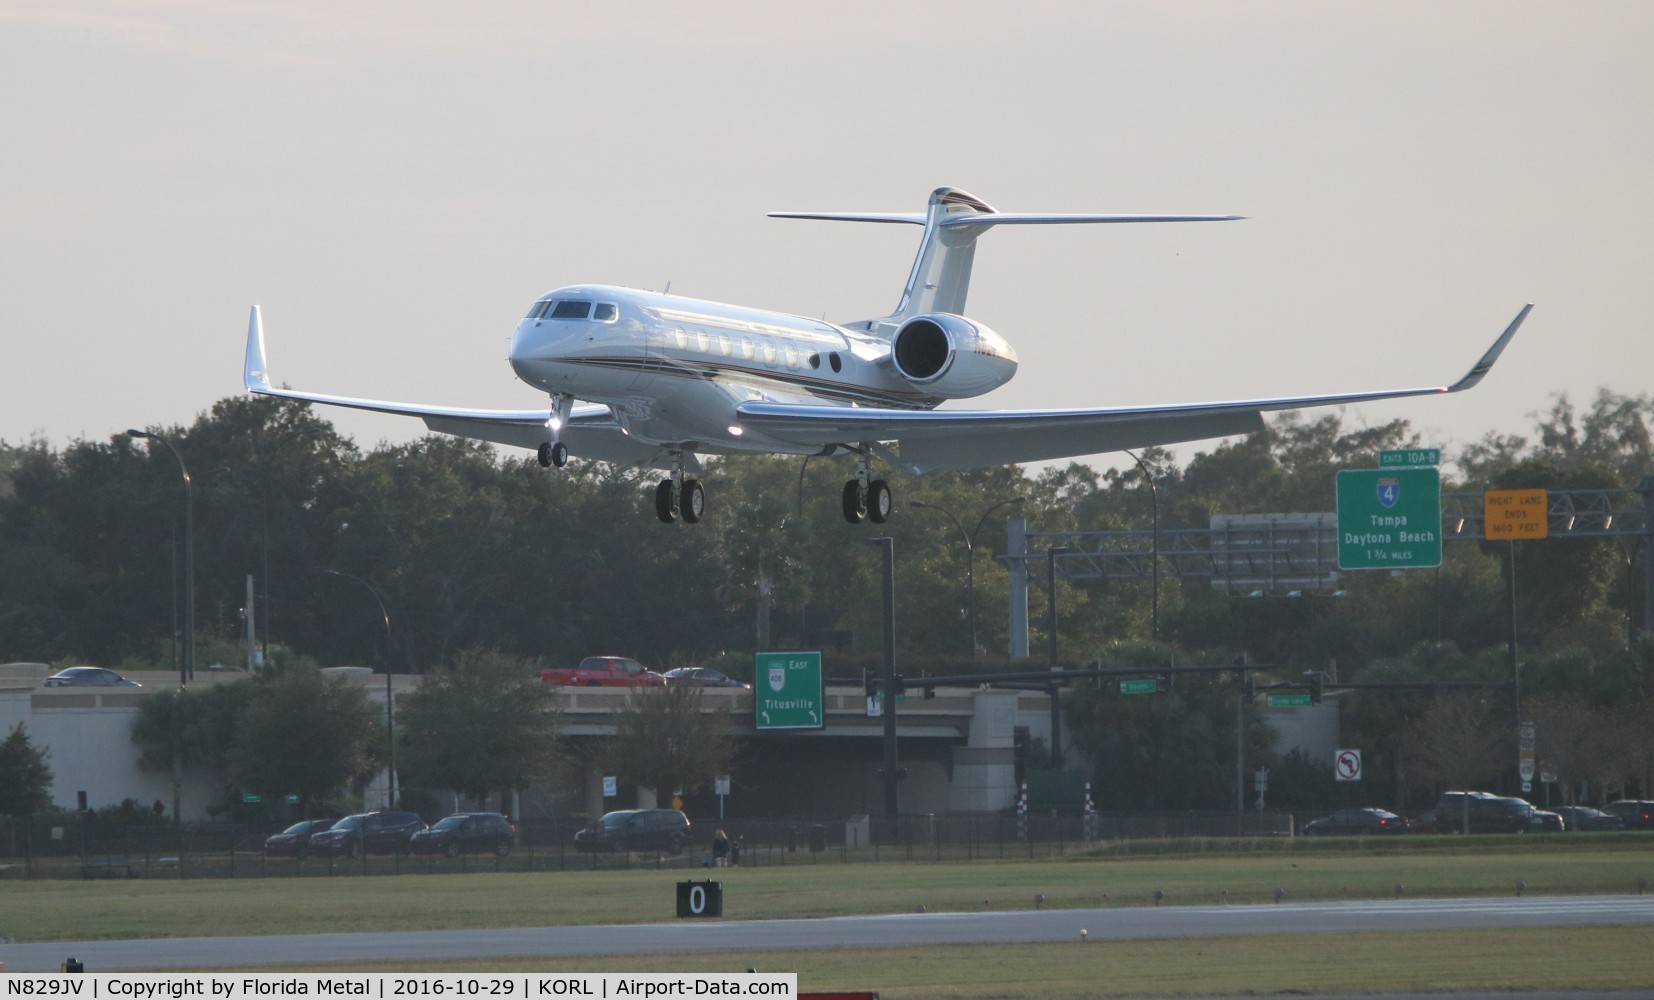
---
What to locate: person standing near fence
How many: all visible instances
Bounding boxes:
[712,828,729,867]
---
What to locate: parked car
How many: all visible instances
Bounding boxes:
[1433,791,1535,833]
[1531,808,1565,832]
[43,666,141,688]
[540,656,667,688]
[262,818,337,859]
[663,667,750,689]
[1604,799,1654,830]
[1301,806,1408,836]
[409,813,516,858]
[306,810,426,859]
[1556,806,1625,832]
[574,808,691,854]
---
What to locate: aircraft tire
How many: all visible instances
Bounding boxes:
[868,480,893,523]
[841,480,866,525]
[537,443,553,468]
[682,479,705,523]
[551,442,569,468]
[655,480,677,523]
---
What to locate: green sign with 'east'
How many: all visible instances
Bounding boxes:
[754,651,824,730]
[1336,467,1443,570]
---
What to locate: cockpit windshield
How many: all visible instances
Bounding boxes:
[525,299,618,322]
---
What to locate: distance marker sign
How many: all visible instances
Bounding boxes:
[754,651,824,730]
[1336,467,1442,570]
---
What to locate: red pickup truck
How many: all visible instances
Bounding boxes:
[540,656,667,688]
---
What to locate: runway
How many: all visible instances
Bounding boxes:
[4,894,1653,972]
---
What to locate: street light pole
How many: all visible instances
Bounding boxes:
[913,497,1025,658]
[1124,449,1160,643]
[323,569,398,808]
[128,430,193,688]
[260,428,318,666]
[1046,546,1073,667]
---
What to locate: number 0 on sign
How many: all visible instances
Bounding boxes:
[1335,749,1362,782]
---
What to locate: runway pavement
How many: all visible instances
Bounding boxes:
[4,893,1653,972]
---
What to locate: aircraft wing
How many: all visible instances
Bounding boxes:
[737,305,1532,474]
[241,306,679,470]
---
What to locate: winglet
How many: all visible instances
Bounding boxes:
[244,305,273,393]
[1446,303,1532,393]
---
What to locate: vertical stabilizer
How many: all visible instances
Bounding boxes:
[894,187,997,320]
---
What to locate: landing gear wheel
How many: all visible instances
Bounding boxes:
[681,479,705,523]
[538,442,570,468]
[655,480,678,524]
[842,480,866,524]
[868,480,893,523]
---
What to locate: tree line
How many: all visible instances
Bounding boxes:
[2,388,1650,816]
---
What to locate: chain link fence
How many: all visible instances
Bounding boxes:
[0,810,1295,880]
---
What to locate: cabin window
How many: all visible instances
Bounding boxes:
[829,352,843,373]
[593,302,618,322]
[525,300,552,319]
[718,334,732,356]
[695,329,711,353]
[550,300,592,320]
[740,339,756,360]
[761,341,777,365]
[808,353,821,369]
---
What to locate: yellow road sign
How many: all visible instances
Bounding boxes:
[1484,488,1548,539]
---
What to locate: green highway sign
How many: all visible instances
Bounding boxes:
[1336,467,1442,570]
[1268,694,1312,708]
[1119,679,1158,695]
[1379,448,1440,468]
[754,651,824,730]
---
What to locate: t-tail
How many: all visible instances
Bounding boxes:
[769,186,1242,331]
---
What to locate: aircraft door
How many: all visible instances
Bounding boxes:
[628,319,664,391]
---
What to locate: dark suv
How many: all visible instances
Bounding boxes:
[1434,791,1534,834]
[574,809,691,854]
[307,810,426,858]
[1604,799,1654,830]
[410,813,516,858]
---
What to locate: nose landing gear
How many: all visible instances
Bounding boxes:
[537,441,569,468]
[539,393,575,468]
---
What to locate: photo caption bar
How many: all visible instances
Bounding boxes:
[0,975,797,999]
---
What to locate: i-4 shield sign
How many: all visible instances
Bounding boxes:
[1336,467,1442,570]
[754,651,824,730]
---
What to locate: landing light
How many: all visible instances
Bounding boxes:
[727,425,744,437]
[546,416,563,432]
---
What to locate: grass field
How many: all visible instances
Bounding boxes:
[4,839,1653,997]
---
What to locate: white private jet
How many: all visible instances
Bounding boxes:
[244,186,1530,525]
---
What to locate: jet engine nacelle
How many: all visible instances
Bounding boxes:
[889,313,1019,399]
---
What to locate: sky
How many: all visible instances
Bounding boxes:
[2,1,1650,478]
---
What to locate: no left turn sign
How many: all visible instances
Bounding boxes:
[1335,749,1362,782]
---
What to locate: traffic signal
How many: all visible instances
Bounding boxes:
[1308,673,1324,705]
[865,677,881,698]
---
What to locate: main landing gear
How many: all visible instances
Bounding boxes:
[655,453,704,524]
[841,449,892,525]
